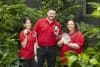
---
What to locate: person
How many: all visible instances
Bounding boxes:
[19,18,38,67]
[33,8,62,67]
[57,19,84,67]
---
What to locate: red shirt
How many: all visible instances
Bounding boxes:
[19,30,36,59]
[33,18,61,46]
[61,31,84,63]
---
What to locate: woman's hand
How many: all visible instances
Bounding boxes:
[34,56,38,63]
[62,36,69,45]
[24,29,28,35]
[63,40,69,45]
[57,37,64,47]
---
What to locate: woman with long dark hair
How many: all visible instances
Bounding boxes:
[57,19,84,67]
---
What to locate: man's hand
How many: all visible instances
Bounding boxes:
[54,30,59,40]
[54,30,59,36]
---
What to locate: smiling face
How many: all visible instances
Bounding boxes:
[47,10,56,21]
[67,20,75,32]
[24,20,32,29]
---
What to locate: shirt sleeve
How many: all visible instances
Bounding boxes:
[33,20,40,33]
[19,31,25,43]
[74,32,84,47]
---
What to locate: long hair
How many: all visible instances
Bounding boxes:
[65,19,78,33]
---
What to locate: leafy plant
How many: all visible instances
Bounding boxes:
[63,45,100,67]
[91,5,100,18]
[0,33,20,67]
[77,22,96,49]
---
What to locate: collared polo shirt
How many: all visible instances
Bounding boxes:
[61,31,84,63]
[33,18,61,46]
[19,30,36,59]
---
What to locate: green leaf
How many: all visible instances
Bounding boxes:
[81,53,89,64]
[86,47,96,55]
[67,56,77,67]
[88,28,97,33]
[64,51,78,57]
[91,10,100,18]
[90,59,98,64]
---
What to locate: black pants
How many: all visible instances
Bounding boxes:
[37,45,57,67]
[64,65,68,67]
[19,58,36,67]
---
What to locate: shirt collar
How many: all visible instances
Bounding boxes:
[45,18,55,24]
[68,32,74,36]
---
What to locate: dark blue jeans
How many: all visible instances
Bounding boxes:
[37,45,57,67]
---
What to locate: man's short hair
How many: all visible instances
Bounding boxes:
[48,8,56,12]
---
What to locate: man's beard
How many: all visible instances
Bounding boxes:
[48,16,54,21]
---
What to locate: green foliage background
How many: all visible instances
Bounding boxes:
[0,0,100,67]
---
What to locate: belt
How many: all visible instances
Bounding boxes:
[39,45,56,48]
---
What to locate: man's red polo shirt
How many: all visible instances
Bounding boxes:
[19,30,36,59]
[33,18,61,46]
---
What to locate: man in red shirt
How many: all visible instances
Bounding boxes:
[33,8,62,67]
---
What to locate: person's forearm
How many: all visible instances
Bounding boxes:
[34,42,38,56]
[21,35,27,48]
[68,43,80,49]
[64,42,80,49]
